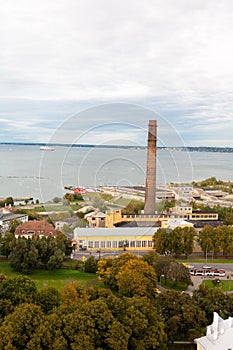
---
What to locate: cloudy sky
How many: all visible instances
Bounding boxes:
[1,0,233,146]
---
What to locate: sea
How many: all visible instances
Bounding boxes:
[1,144,233,202]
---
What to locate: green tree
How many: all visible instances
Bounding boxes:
[198,225,214,258]
[97,253,137,290]
[0,303,44,349]
[152,228,172,255]
[216,225,233,255]
[60,282,89,309]
[180,226,195,258]
[5,197,14,206]
[62,298,129,350]
[104,295,168,350]
[0,276,38,306]
[8,219,21,234]
[36,287,61,314]
[0,232,15,258]
[9,237,40,273]
[47,249,64,270]
[142,250,160,266]
[157,290,207,342]
[167,262,192,286]
[26,312,68,350]
[53,196,61,203]
[192,284,230,322]
[84,255,98,273]
[121,200,144,215]
[116,259,158,299]
[153,256,174,286]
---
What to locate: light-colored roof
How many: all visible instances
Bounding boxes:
[167,218,193,229]
[85,211,106,218]
[195,312,233,349]
[74,227,158,238]
[77,206,95,213]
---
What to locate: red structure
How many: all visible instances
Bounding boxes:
[144,120,157,215]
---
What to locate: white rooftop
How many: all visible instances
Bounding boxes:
[74,227,159,238]
[195,312,233,349]
[167,218,193,229]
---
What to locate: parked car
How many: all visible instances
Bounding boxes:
[202,265,212,269]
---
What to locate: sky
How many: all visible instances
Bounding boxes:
[1,0,233,146]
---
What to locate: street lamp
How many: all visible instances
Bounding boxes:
[160,274,164,286]
[205,244,208,264]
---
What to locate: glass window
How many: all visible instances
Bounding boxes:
[106,241,111,248]
[94,241,99,248]
[136,241,141,248]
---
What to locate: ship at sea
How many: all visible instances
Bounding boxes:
[40,146,55,151]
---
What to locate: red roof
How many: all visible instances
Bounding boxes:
[15,220,57,237]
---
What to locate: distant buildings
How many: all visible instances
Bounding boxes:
[0,207,28,235]
[84,210,106,228]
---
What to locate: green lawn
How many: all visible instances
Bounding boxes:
[202,279,233,292]
[179,259,233,264]
[0,263,98,291]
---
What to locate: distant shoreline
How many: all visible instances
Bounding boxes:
[1,142,233,153]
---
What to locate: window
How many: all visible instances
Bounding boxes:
[88,241,93,248]
[112,241,117,248]
[148,241,153,248]
[142,241,147,248]
[130,241,135,248]
[94,241,99,248]
[136,241,141,248]
[106,241,111,248]
[101,241,105,248]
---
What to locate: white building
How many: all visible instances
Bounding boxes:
[0,210,28,235]
[195,312,233,349]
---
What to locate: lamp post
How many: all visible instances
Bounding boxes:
[160,274,164,286]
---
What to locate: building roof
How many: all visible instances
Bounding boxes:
[74,227,158,238]
[167,218,194,229]
[15,221,57,236]
[189,220,223,228]
[195,312,233,349]
[0,213,27,222]
[84,211,106,218]
[114,220,159,228]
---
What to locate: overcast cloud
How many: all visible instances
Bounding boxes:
[1,0,233,146]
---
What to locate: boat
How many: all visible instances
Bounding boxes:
[40,146,55,151]
[64,185,88,194]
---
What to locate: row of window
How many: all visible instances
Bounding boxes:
[86,240,154,249]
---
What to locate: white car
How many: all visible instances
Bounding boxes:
[202,265,212,269]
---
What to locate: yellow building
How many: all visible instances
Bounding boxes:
[105,207,218,228]
[74,227,157,251]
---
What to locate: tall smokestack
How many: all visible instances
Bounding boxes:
[144,120,157,215]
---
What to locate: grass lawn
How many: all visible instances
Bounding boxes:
[202,279,233,292]
[0,262,98,291]
[160,276,188,292]
[179,259,233,264]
